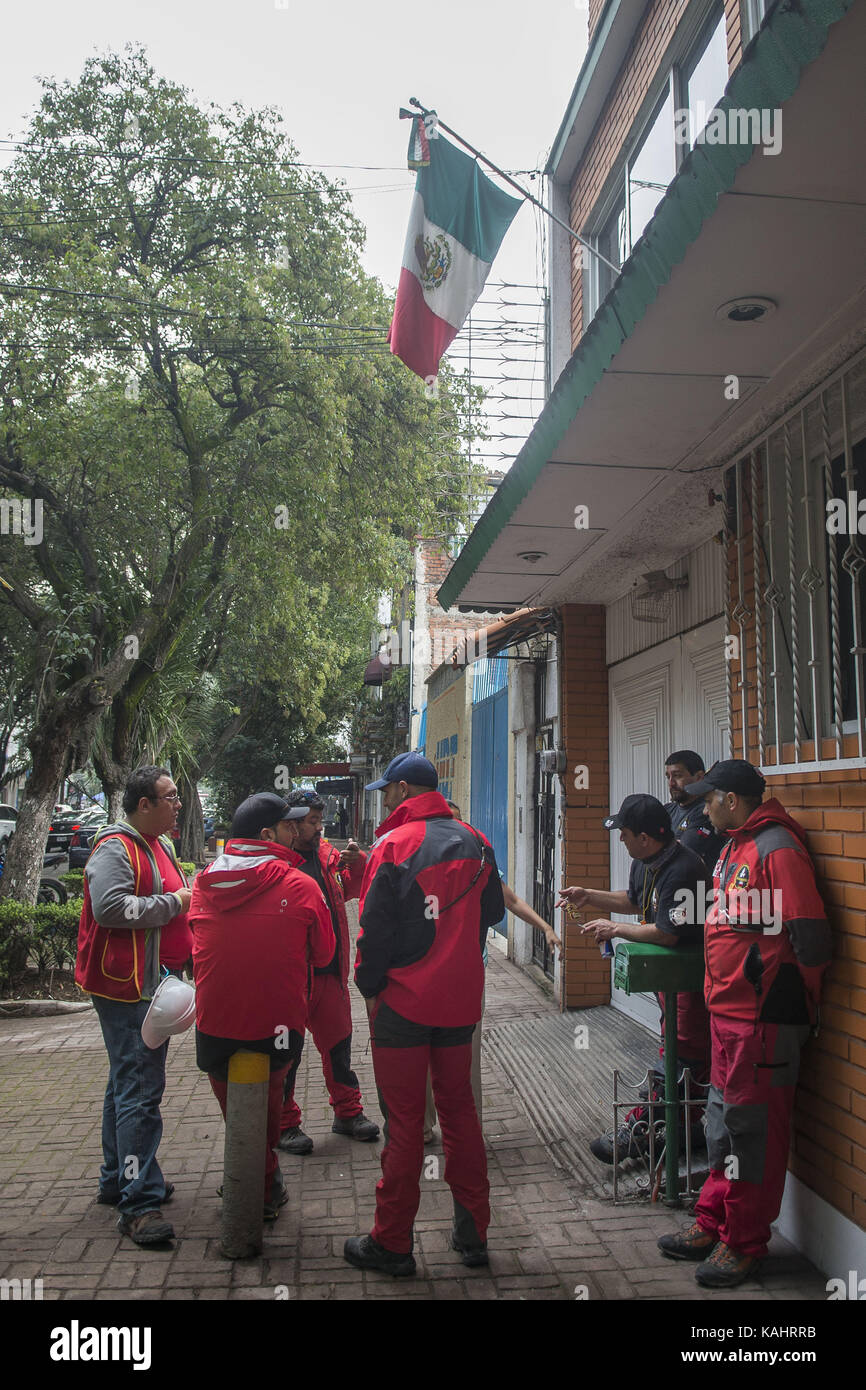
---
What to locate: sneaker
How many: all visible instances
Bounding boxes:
[343,1234,416,1278]
[332,1113,380,1142]
[117,1210,175,1246]
[97,1182,174,1207]
[589,1123,650,1165]
[657,1221,718,1261]
[263,1169,289,1223]
[695,1242,759,1288]
[277,1126,314,1155]
[449,1232,489,1268]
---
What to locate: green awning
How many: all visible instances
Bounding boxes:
[438,0,854,611]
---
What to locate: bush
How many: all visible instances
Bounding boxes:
[180,861,196,878]
[0,900,82,988]
[60,870,85,896]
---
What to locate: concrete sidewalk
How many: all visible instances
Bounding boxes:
[0,905,827,1301]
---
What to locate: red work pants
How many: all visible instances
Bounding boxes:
[369,1003,489,1256]
[695,1016,809,1258]
[209,1065,288,1203]
[280,972,362,1130]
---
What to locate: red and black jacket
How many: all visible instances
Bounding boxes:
[704,799,832,1026]
[294,837,366,984]
[355,791,504,1027]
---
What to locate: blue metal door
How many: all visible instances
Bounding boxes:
[470,684,508,934]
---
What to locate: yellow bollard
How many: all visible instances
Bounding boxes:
[220,1049,269,1259]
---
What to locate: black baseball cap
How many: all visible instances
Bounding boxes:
[684,759,766,799]
[604,794,672,840]
[365,752,438,792]
[230,793,309,839]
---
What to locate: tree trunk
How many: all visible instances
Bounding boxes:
[0,731,65,904]
[178,773,205,864]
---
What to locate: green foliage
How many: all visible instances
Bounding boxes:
[179,861,196,877]
[60,870,85,896]
[0,900,82,988]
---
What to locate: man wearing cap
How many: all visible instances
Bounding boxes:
[558,794,710,1166]
[277,790,379,1154]
[75,766,192,1247]
[664,750,726,873]
[189,793,335,1222]
[343,753,505,1278]
[657,760,832,1288]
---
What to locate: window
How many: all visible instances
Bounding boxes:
[681,9,729,150]
[727,353,866,768]
[581,5,728,322]
[741,0,769,47]
[628,86,676,247]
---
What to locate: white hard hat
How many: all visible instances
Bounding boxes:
[141,974,196,1049]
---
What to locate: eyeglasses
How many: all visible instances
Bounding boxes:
[153,792,181,803]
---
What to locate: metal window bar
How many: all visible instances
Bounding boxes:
[734,457,751,760]
[821,388,846,758]
[840,373,866,759]
[751,450,765,767]
[800,405,824,758]
[784,422,803,761]
[732,348,866,769]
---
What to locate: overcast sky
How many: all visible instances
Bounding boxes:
[2,2,590,471]
[2,0,589,289]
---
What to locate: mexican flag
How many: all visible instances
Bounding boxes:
[388,135,523,382]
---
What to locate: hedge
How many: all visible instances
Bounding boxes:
[0,900,82,988]
[60,870,85,896]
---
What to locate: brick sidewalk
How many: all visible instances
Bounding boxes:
[0,905,828,1301]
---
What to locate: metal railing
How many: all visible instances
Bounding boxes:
[726,350,866,771]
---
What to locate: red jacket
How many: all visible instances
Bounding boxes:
[355,792,505,1027]
[75,823,190,1003]
[704,799,832,1025]
[190,838,335,1040]
[294,837,366,985]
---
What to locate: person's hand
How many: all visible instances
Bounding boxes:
[339,839,361,867]
[174,888,193,913]
[555,885,591,911]
[581,918,615,943]
[544,929,564,958]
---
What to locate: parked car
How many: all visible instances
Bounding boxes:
[0,803,18,853]
[68,814,108,868]
[46,808,105,854]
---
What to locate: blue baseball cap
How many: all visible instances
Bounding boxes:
[365,752,438,792]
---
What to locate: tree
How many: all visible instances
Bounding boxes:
[0,47,478,900]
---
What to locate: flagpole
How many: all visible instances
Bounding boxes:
[407,98,621,277]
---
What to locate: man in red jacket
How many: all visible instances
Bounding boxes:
[189,793,335,1221]
[344,753,505,1279]
[657,760,832,1288]
[277,790,379,1153]
[76,766,192,1247]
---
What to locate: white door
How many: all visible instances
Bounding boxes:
[607,617,727,1032]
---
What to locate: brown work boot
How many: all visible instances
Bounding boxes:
[695,1241,759,1288]
[657,1221,718,1261]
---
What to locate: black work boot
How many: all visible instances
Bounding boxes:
[277,1126,313,1155]
[450,1200,489,1267]
[331,1113,380,1142]
[343,1234,416,1277]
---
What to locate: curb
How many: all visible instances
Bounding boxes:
[0,999,93,1018]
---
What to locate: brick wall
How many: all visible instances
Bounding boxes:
[418,540,486,667]
[560,603,612,1008]
[568,0,745,348]
[588,0,606,40]
[725,460,866,1234]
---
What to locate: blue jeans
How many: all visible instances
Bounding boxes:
[92,992,171,1218]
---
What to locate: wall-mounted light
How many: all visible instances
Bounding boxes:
[714,296,777,324]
